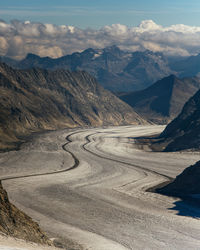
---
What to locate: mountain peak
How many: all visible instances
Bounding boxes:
[158,87,200,151]
[25,53,41,60]
[82,48,96,54]
[163,74,178,83]
[0,47,173,92]
[120,75,200,123]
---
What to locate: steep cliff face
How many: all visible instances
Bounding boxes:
[158,88,200,151]
[0,62,145,151]
[0,181,51,245]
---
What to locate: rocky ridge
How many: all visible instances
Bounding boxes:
[119,75,200,124]
[1,46,173,92]
[0,62,145,151]
[157,87,200,151]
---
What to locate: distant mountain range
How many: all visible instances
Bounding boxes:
[2,46,200,92]
[170,53,200,77]
[0,46,173,92]
[119,75,200,124]
[0,62,145,151]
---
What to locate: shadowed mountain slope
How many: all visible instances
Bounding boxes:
[155,87,200,151]
[0,62,145,151]
[119,75,200,124]
[157,161,200,197]
[171,53,200,77]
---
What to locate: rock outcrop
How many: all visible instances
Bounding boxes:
[157,161,200,197]
[0,181,51,245]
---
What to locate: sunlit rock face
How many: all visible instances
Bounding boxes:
[0,62,145,151]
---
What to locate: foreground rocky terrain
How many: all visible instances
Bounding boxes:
[0,181,51,246]
[120,75,200,124]
[0,62,144,151]
[157,161,200,197]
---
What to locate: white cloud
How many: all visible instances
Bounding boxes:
[0,37,8,55]
[136,20,162,32]
[1,19,200,59]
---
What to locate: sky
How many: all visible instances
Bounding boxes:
[1,0,200,28]
[1,1,200,59]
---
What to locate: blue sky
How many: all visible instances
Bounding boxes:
[1,0,200,28]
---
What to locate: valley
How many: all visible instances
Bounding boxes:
[1,125,200,249]
[1,3,200,249]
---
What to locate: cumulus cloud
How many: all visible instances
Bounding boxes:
[0,36,8,55]
[1,19,200,59]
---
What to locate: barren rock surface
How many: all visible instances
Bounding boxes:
[0,62,144,151]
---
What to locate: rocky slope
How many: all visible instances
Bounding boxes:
[170,53,200,77]
[2,46,173,92]
[0,62,145,151]
[157,161,200,197]
[153,87,200,151]
[0,181,51,245]
[119,75,200,124]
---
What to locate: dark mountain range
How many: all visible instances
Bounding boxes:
[1,46,173,92]
[157,161,200,197]
[170,53,200,77]
[153,87,200,151]
[0,62,145,151]
[119,75,200,124]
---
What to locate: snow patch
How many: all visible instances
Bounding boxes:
[92,51,102,59]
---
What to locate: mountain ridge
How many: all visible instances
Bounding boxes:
[119,75,200,124]
[170,53,200,77]
[1,47,173,92]
[0,62,145,151]
[147,87,200,151]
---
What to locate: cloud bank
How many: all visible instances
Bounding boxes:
[1,19,200,59]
